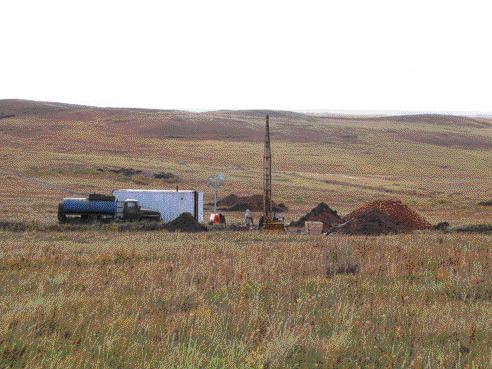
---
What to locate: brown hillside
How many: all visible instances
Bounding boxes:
[0,99,491,225]
[1,99,491,148]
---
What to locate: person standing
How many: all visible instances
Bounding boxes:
[244,209,254,229]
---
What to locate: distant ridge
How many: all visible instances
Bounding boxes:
[0,99,491,148]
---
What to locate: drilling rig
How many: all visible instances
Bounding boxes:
[261,114,285,231]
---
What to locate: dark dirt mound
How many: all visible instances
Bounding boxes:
[216,194,240,207]
[478,200,492,206]
[96,167,179,182]
[97,167,142,177]
[217,194,288,212]
[336,199,432,235]
[290,203,342,232]
[153,172,179,182]
[165,213,208,233]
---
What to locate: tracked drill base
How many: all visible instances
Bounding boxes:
[263,221,285,231]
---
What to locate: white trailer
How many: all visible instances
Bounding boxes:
[112,189,204,223]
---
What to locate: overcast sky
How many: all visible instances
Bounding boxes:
[1,0,491,112]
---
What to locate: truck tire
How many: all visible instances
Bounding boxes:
[57,203,66,223]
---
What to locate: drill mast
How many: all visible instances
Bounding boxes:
[261,114,284,231]
[263,114,272,221]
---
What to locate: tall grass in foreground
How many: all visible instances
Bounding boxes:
[0,231,491,368]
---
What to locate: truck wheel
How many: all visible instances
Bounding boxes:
[57,203,66,223]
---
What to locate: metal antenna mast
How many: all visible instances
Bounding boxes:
[263,114,272,222]
[207,173,225,213]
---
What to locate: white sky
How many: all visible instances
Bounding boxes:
[1,0,491,112]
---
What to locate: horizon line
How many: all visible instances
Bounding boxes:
[2,98,492,118]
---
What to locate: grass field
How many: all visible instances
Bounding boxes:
[0,100,491,367]
[0,230,491,368]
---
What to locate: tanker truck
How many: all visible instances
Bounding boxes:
[57,193,161,223]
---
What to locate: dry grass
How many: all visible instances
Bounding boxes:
[1,102,491,367]
[1,230,491,368]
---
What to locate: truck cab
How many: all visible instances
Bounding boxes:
[121,199,160,222]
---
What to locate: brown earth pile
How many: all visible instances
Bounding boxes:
[165,213,208,233]
[217,194,288,212]
[290,203,342,232]
[336,200,432,235]
[216,194,240,207]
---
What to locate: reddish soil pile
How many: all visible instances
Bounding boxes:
[290,203,342,232]
[217,194,288,212]
[337,200,432,235]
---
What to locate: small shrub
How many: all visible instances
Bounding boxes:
[434,222,450,231]
[0,344,27,368]
[324,246,360,277]
[0,221,30,232]
[453,224,492,234]
[478,200,492,206]
[325,262,360,277]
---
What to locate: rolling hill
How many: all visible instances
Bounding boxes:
[2,99,491,145]
[0,99,491,224]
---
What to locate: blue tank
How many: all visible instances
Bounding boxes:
[63,198,116,215]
